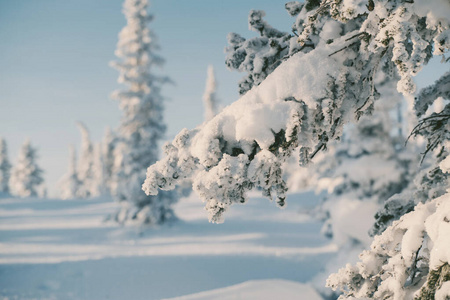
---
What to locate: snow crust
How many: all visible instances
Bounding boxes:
[162,279,322,300]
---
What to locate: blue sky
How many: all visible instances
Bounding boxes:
[0,0,447,196]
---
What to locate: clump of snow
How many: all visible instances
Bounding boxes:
[319,20,342,42]
[424,197,450,270]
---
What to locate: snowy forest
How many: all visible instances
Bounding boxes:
[0,0,449,299]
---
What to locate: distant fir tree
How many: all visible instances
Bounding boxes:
[110,0,176,225]
[203,65,220,122]
[91,141,110,197]
[10,139,44,197]
[0,138,11,194]
[39,186,48,198]
[59,144,82,199]
[100,127,116,194]
[76,122,95,198]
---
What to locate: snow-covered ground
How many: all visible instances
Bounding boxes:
[0,192,336,299]
[164,279,323,300]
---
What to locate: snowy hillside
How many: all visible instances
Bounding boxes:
[0,192,336,299]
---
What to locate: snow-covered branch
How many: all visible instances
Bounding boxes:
[143,27,387,222]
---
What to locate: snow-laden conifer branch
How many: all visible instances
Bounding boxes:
[140,0,450,296]
[143,25,388,222]
[141,15,450,291]
[415,72,450,117]
[144,0,450,223]
[300,0,449,95]
[298,0,450,298]
[327,192,450,299]
[408,72,450,162]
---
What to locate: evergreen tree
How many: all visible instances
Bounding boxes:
[203,65,220,122]
[59,144,82,199]
[101,127,116,194]
[91,142,109,197]
[110,0,176,224]
[10,139,44,197]
[76,121,95,198]
[0,138,11,194]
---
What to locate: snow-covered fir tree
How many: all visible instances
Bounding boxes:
[91,142,110,197]
[100,127,116,194]
[0,138,11,194]
[203,65,220,122]
[142,0,449,297]
[76,122,95,198]
[110,0,176,225]
[59,144,82,199]
[61,125,113,199]
[39,186,47,198]
[10,139,44,198]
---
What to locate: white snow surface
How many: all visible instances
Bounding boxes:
[163,279,322,300]
[436,281,450,300]
[0,191,336,299]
